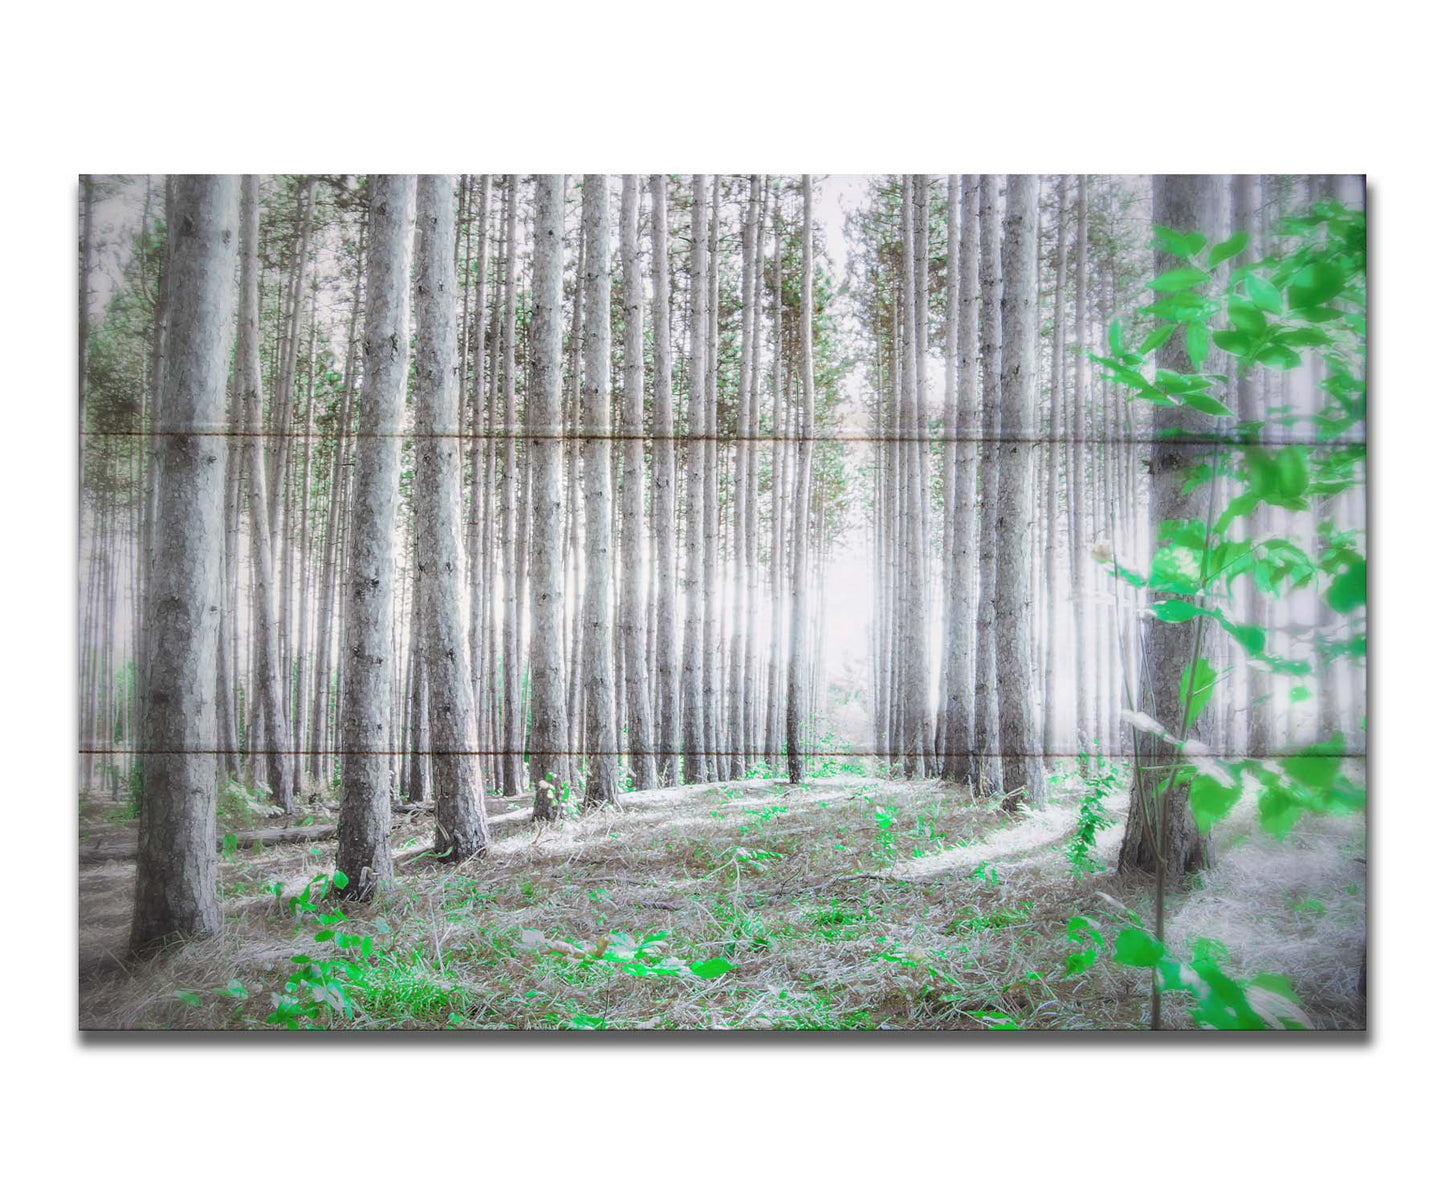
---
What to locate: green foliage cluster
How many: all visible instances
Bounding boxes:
[1065,914,1309,1030]
[1094,198,1366,842]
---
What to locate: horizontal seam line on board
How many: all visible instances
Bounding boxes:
[81,747,1366,759]
[81,430,1366,449]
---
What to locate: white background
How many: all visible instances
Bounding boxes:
[2,3,1435,1200]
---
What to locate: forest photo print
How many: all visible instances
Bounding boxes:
[77,173,1366,1032]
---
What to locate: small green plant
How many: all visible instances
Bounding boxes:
[872,805,899,864]
[1064,913,1309,1030]
[519,928,737,981]
[739,804,787,837]
[1065,755,1121,876]
[264,869,379,1029]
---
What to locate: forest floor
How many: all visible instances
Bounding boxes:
[77,769,1366,1031]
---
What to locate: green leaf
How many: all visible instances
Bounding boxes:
[1185,321,1209,368]
[1148,267,1210,292]
[1256,343,1303,371]
[1259,784,1302,837]
[1227,297,1267,337]
[1274,447,1308,500]
[1284,735,1345,792]
[1190,771,1244,832]
[689,957,739,979]
[1114,927,1166,968]
[1154,226,1201,259]
[1221,618,1266,656]
[175,990,202,1008]
[1213,329,1256,357]
[1325,560,1365,613]
[1277,327,1330,347]
[1108,319,1125,357]
[1213,490,1260,534]
[1207,231,1249,267]
[1139,325,1174,354]
[1153,599,1210,623]
[1245,272,1283,314]
[1287,260,1345,310]
[331,870,349,890]
[1180,392,1233,418]
[1179,657,1218,730]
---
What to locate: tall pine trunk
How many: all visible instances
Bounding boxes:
[650,177,680,786]
[413,175,490,859]
[528,176,569,819]
[336,175,416,900]
[995,176,1045,805]
[1117,174,1224,878]
[971,176,1004,791]
[785,177,815,785]
[238,176,295,816]
[619,176,657,791]
[580,175,619,807]
[130,175,239,951]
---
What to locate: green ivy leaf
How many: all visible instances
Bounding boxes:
[1325,560,1365,613]
[1207,231,1249,267]
[1213,329,1256,357]
[1149,267,1210,292]
[1227,297,1267,337]
[1180,392,1233,417]
[1140,325,1174,354]
[689,957,739,979]
[1283,734,1345,792]
[1185,321,1209,368]
[1179,657,1218,730]
[1153,599,1210,623]
[1256,343,1303,371]
[1245,272,1283,314]
[1114,927,1166,968]
[1287,260,1345,310]
[1190,770,1244,832]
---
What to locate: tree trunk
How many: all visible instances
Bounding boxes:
[943,176,980,783]
[650,176,680,787]
[413,174,490,859]
[996,176,1045,805]
[786,177,815,784]
[619,176,656,791]
[238,177,295,817]
[1071,174,1093,751]
[682,174,708,784]
[528,175,569,819]
[580,174,619,807]
[336,175,415,900]
[728,176,759,779]
[498,178,525,797]
[130,175,239,952]
[971,175,1003,791]
[1117,174,1223,879]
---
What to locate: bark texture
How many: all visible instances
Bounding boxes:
[337,174,415,900]
[238,176,295,817]
[619,176,656,790]
[528,176,569,819]
[581,174,618,807]
[131,174,239,952]
[1117,174,1225,878]
[786,177,815,784]
[413,175,490,859]
[996,175,1045,804]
